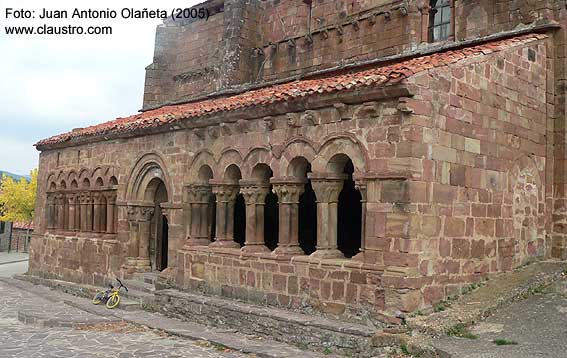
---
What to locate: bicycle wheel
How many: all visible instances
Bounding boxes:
[92,291,104,305]
[106,294,120,309]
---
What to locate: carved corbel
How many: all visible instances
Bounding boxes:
[236,119,249,133]
[193,128,205,140]
[333,103,352,121]
[207,126,220,139]
[261,116,274,131]
[287,113,301,128]
[301,110,319,126]
[219,122,232,136]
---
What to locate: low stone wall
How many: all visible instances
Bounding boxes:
[155,288,379,357]
[28,234,123,286]
[175,247,386,325]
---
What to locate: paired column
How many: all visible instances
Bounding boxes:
[55,193,65,231]
[271,178,305,256]
[353,178,368,261]
[309,173,347,259]
[66,193,78,231]
[240,181,270,253]
[184,184,213,247]
[209,181,240,248]
[105,192,117,234]
[46,194,56,230]
[126,204,154,271]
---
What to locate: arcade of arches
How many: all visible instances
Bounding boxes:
[30,32,555,321]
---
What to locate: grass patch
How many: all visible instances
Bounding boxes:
[492,339,518,346]
[446,323,478,339]
[528,284,546,295]
[323,347,332,355]
[433,302,447,312]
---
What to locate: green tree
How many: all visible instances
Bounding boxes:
[0,169,37,223]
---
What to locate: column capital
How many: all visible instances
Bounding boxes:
[104,191,117,203]
[186,184,212,203]
[66,192,78,204]
[79,192,92,204]
[127,204,154,222]
[210,181,239,202]
[239,182,270,205]
[308,172,347,203]
[271,177,306,203]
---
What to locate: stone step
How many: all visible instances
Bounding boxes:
[123,278,155,294]
[154,288,382,357]
[132,271,159,285]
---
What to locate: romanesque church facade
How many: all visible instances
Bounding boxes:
[30,0,567,322]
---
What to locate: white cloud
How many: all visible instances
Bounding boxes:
[0,0,200,174]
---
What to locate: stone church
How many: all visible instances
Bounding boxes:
[30,0,567,322]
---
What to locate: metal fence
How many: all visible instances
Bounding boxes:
[0,226,31,253]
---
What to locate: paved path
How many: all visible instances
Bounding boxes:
[434,278,567,357]
[0,252,28,265]
[0,260,28,278]
[0,280,249,358]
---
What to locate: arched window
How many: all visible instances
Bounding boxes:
[429,0,452,42]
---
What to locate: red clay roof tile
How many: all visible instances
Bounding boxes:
[35,33,546,148]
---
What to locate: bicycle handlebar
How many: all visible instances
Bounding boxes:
[116,278,128,292]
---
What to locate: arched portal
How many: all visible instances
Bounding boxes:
[146,178,169,271]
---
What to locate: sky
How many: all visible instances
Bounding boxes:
[0,0,200,175]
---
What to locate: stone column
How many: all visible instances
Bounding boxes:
[55,193,65,231]
[353,179,368,262]
[92,193,102,232]
[79,192,90,232]
[209,181,240,248]
[183,184,212,247]
[66,193,77,232]
[126,204,154,271]
[105,192,117,233]
[46,194,56,230]
[240,181,270,253]
[309,173,347,259]
[271,178,305,256]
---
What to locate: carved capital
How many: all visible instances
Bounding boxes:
[271,178,305,204]
[79,192,92,204]
[211,183,239,202]
[104,191,117,203]
[127,205,155,222]
[186,184,212,203]
[309,173,347,203]
[240,183,270,205]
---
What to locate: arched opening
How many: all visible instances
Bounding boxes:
[70,180,78,189]
[234,194,246,247]
[251,163,278,251]
[95,177,103,187]
[197,165,216,242]
[82,178,90,189]
[109,176,118,186]
[289,157,317,255]
[332,156,362,258]
[146,178,169,271]
[224,164,245,247]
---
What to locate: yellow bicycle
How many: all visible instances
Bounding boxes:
[92,278,129,309]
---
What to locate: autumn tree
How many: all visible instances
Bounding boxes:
[0,169,38,224]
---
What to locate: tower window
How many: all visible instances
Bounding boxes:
[429,0,452,42]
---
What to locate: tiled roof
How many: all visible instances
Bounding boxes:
[12,222,33,230]
[35,33,546,149]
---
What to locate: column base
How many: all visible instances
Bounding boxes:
[272,245,304,256]
[210,239,240,249]
[241,244,270,253]
[183,237,211,248]
[310,248,344,259]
